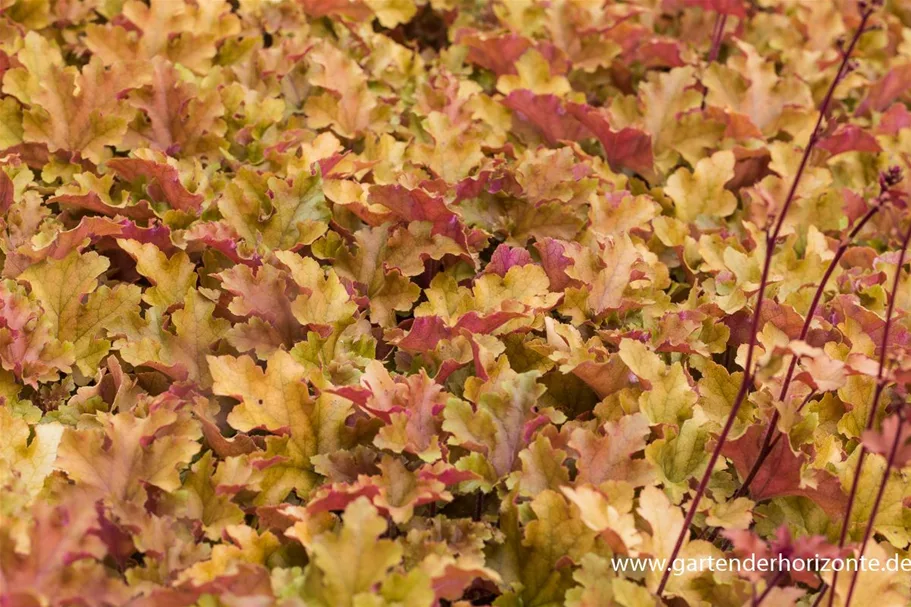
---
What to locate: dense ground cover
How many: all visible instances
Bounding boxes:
[2,0,911,605]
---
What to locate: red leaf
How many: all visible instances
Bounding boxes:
[636,39,687,69]
[182,222,262,267]
[107,158,204,213]
[683,0,748,17]
[863,415,911,468]
[299,0,372,20]
[534,238,577,292]
[0,169,13,214]
[817,124,882,156]
[501,91,591,146]
[50,192,155,220]
[484,244,533,277]
[130,564,274,607]
[565,103,654,177]
[369,184,467,248]
[856,63,911,116]
[455,30,570,77]
[0,502,127,607]
[876,102,911,135]
[721,425,846,518]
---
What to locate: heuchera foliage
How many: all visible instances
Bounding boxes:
[2,0,911,606]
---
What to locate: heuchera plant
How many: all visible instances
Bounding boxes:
[1,1,911,606]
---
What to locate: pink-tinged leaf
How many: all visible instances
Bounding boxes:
[453,167,523,203]
[704,107,764,141]
[304,482,380,516]
[726,526,844,587]
[217,263,298,347]
[726,300,805,345]
[394,311,522,353]
[455,30,570,77]
[443,371,551,478]
[116,221,176,253]
[182,222,261,267]
[51,190,155,220]
[0,502,128,607]
[569,413,654,487]
[335,361,447,460]
[571,357,634,399]
[33,217,133,260]
[431,562,501,602]
[565,103,654,176]
[856,63,911,116]
[299,0,372,20]
[457,30,532,76]
[863,415,911,468]
[484,244,533,277]
[635,39,687,69]
[683,0,748,17]
[192,397,260,458]
[368,184,467,248]
[456,311,524,334]
[727,146,772,191]
[129,564,274,607]
[0,143,52,170]
[606,21,685,69]
[831,295,911,354]
[0,288,73,383]
[107,158,204,213]
[817,124,882,156]
[0,169,13,213]
[876,103,911,135]
[305,459,472,523]
[6,218,175,277]
[501,91,591,146]
[534,238,577,292]
[128,58,225,155]
[395,315,452,353]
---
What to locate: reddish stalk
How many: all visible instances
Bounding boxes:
[708,13,728,63]
[825,218,911,607]
[844,413,906,607]
[699,391,817,545]
[812,584,830,607]
[732,203,882,499]
[655,7,875,596]
[753,569,787,607]
[701,13,730,110]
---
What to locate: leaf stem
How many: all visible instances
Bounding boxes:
[655,8,874,597]
[843,414,905,607]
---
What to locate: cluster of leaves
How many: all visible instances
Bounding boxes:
[2,0,911,605]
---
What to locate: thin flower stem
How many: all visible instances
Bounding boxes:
[754,569,787,607]
[708,13,728,63]
[699,391,814,544]
[812,583,830,607]
[732,204,881,499]
[702,13,729,110]
[826,219,911,607]
[843,414,905,607]
[655,8,874,597]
